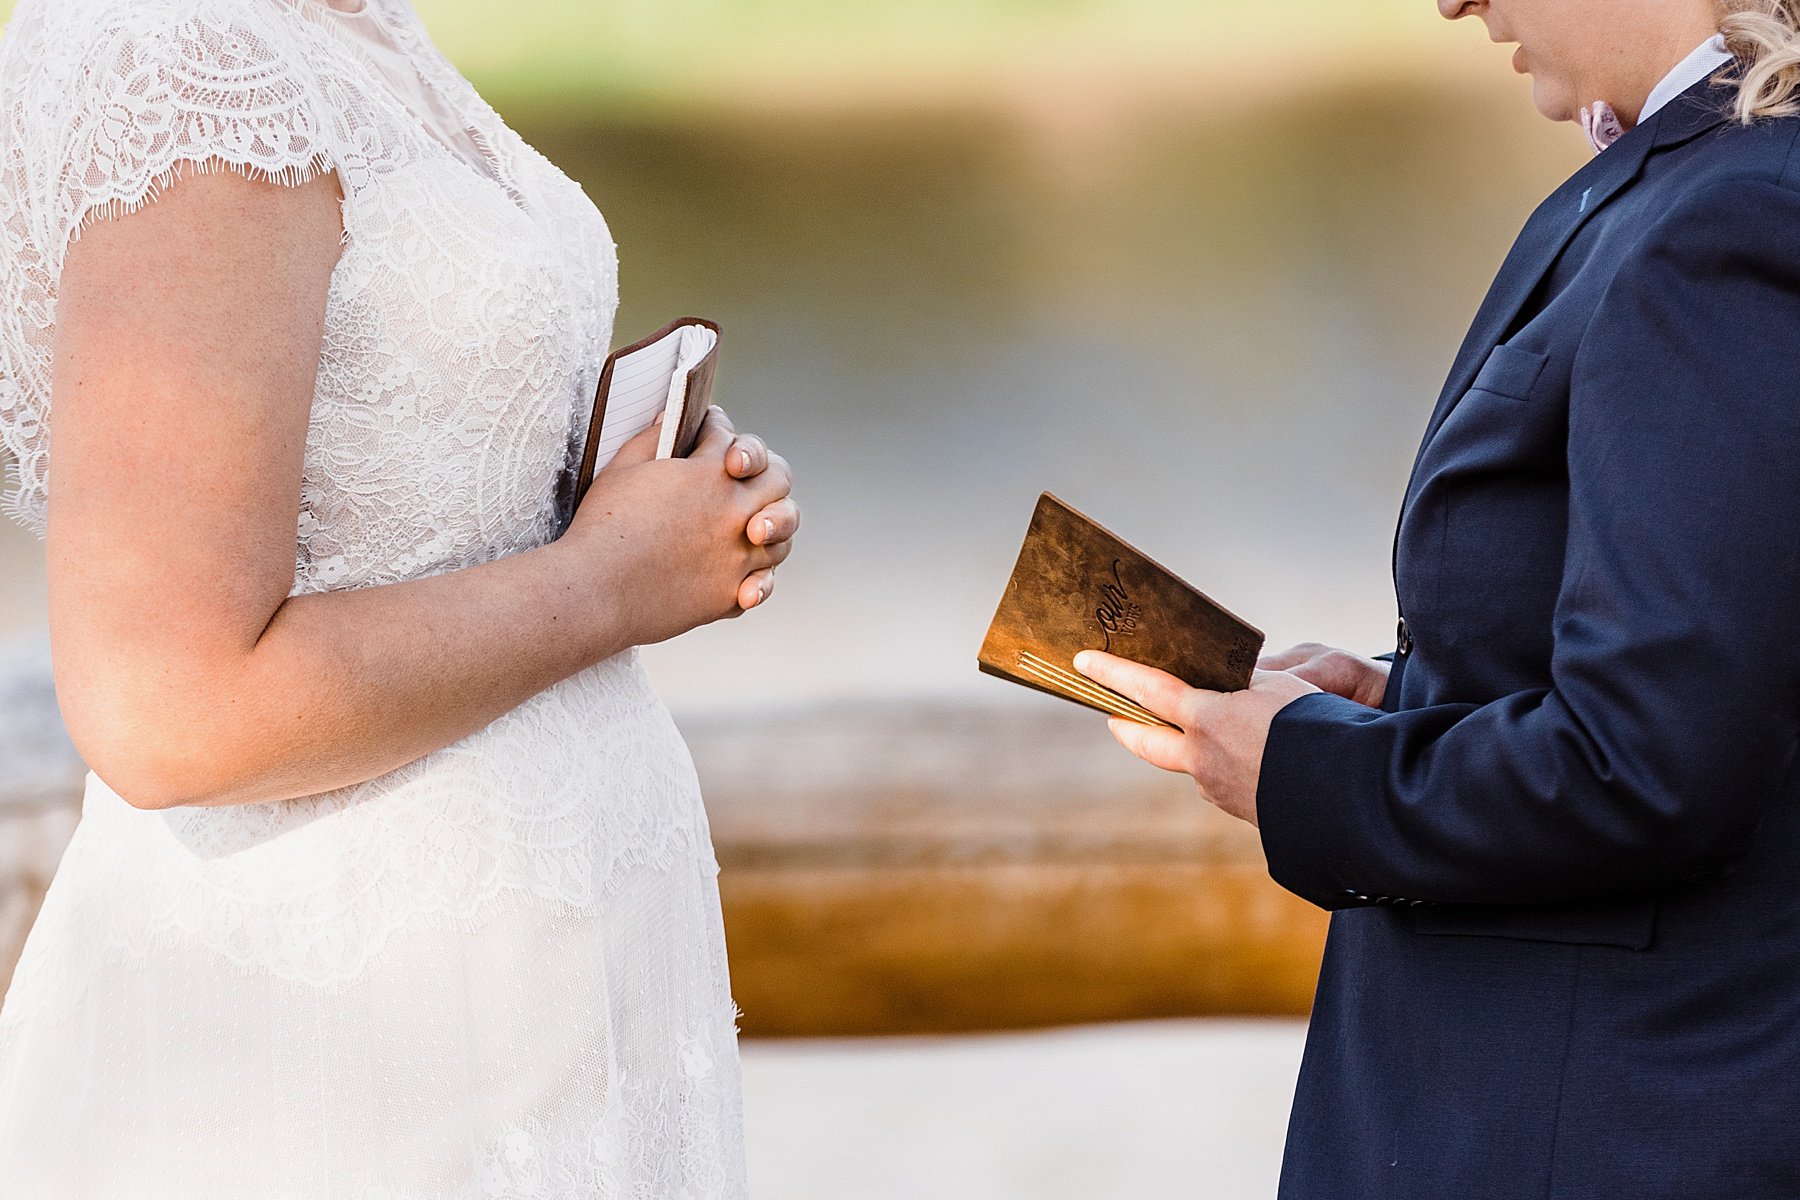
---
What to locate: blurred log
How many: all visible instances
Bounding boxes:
[0,636,1328,1034]
[685,703,1327,1037]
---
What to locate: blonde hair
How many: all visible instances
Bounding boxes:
[1721,1,1800,121]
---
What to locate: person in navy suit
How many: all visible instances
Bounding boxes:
[1076,1,1800,1196]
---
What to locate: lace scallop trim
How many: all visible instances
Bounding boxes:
[67,152,342,247]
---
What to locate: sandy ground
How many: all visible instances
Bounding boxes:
[740,1020,1304,1200]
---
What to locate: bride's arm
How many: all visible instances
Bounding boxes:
[46,166,794,811]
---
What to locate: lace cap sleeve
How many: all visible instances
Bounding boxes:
[48,0,334,250]
[0,0,337,532]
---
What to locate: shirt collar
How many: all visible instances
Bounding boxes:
[1640,34,1733,123]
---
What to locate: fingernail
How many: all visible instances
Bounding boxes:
[763,517,776,542]
[738,448,753,472]
[1073,651,1094,674]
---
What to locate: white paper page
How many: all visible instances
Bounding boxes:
[656,325,720,459]
[589,330,687,473]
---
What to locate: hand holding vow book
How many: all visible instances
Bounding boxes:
[570,317,722,508]
[979,494,1264,728]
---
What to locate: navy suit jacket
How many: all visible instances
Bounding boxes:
[1258,78,1800,1199]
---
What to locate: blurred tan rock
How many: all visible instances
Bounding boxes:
[682,702,1327,1037]
[0,633,85,997]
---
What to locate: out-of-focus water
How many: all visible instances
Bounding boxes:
[0,79,1584,715]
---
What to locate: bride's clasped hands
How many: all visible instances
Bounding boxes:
[564,405,798,645]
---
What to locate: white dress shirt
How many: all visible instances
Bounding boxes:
[1641,34,1734,123]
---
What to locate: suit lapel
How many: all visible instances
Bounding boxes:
[1390,78,1733,591]
[1416,132,1653,452]
[1408,77,1732,470]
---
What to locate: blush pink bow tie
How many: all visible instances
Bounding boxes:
[1579,101,1627,154]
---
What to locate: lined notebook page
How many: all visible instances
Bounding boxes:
[656,325,720,458]
[589,332,687,473]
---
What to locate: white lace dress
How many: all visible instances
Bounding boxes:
[0,2,748,1196]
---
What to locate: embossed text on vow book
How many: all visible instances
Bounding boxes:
[979,494,1264,727]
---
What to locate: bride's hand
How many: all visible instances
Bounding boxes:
[706,406,801,611]
[563,409,794,648]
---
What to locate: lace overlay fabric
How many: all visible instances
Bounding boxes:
[0,1,747,1195]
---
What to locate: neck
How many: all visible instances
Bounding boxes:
[1596,14,1721,128]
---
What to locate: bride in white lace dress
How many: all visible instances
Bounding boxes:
[0,1,799,1195]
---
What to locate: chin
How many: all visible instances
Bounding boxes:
[1529,76,1579,124]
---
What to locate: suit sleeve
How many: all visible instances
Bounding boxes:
[1258,177,1800,910]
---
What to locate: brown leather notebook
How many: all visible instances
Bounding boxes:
[570,317,721,510]
[979,494,1264,728]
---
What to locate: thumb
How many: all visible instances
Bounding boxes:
[604,412,665,472]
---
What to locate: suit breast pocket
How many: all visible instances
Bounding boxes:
[1466,342,1551,403]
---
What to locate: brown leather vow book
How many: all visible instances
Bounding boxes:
[979,494,1264,728]
[569,317,722,511]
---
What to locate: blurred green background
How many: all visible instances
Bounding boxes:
[425,0,1584,714]
[324,1,1448,110]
